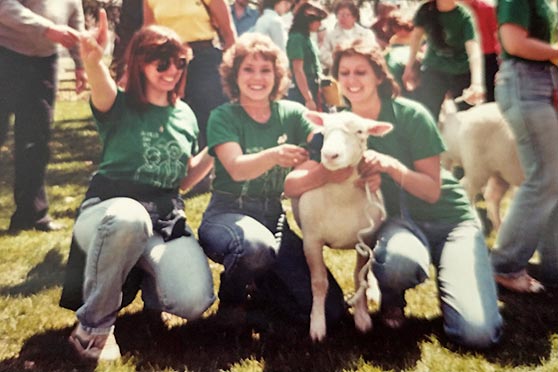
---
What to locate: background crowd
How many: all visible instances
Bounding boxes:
[1,0,557,365]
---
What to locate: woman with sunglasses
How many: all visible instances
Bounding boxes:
[198,32,346,331]
[285,39,502,348]
[63,10,215,361]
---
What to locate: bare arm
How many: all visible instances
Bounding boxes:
[207,0,237,50]
[180,148,214,192]
[284,160,353,198]
[463,39,485,104]
[359,150,442,203]
[142,0,155,26]
[499,23,558,62]
[215,141,308,182]
[292,59,317,110]
[80,9,117,113]
[402,26,425,91]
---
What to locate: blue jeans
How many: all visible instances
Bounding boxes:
[73,197,215,333]
[373,218,503,348]
[198,192,346,323]
[198,192,284,304]
[492,60,558,284]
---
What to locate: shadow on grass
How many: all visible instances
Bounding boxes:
[0,310,436,372]
[0,249,66,297]
[2,286,557,371]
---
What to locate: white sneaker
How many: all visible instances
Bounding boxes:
[68,324,121,361]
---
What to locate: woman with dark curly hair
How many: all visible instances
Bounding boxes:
[286,39,502,348]
[198,32,345,329]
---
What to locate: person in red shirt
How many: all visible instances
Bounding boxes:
[461,0,499,102]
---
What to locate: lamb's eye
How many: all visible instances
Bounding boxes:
[356,129,364,135]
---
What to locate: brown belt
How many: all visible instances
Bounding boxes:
[188,40,214,50]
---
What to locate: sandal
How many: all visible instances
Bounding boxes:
[494,270,545,293]
[381,306,406,329]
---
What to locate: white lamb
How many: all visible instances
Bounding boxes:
[290,111,392,342]
[438,100,524,231]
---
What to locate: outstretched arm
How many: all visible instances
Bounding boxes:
[79,9,117,113]
[215,141,309,182]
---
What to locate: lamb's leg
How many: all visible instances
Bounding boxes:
[353,253,372,333]
[303,238,328,342]
[484,175,509,232]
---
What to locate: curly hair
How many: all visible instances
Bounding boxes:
[331,38,400,99]
[124,25,191,110]
[220,33,291,101]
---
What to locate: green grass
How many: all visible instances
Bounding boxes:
[0,98,557,372]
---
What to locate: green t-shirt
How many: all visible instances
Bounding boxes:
[367,97,474,223]
[286,32,322,86]
[414,2,476,74]
[385,44,411,90]
[92,90,199,189]
[497,0,558,61]
[207,100,314,198]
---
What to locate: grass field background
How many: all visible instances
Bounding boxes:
[0,91,557,371]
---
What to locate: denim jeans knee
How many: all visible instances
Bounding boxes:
[140,235,215,319]
[373,220,431,308]
[74,198,152,331]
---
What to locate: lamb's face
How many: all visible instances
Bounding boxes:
[305,111,393,171]
[321,117,369,171]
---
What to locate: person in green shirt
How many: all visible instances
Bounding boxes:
[285,39,502,348]
[63,11,215,361]
[402,0,485,120]
[198,33,346,330]
[286,1,327,110]
[490,0,558,293]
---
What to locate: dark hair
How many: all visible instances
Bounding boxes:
[124,25,191,110]
[418,1,451,51]
[289,3,324,35]
[331,38,400,99]
[261,0,291,11]
[333,0,360,23]
[220,33,290,101]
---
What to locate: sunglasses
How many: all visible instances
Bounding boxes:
[155,57,187,73]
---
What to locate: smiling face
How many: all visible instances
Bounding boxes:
[337,54,382,106]
[237,53,275,104]
[143,56,186,100]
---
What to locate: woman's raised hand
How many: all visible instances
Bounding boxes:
[79,9,109,66]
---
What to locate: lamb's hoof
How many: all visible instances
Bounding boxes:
[309,325,326,342]
[354,312,373,333]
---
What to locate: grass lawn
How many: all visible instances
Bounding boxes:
[0,98,557,372]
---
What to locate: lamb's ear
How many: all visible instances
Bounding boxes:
[305,111,324,127]
[367,120,393,137]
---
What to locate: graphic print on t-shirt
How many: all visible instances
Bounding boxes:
[134,130,186,188]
